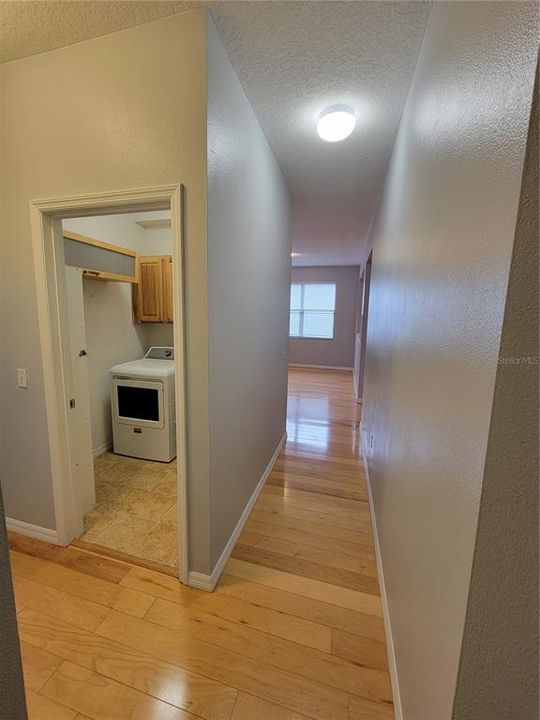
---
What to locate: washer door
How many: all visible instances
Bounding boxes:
[112,378,165,429]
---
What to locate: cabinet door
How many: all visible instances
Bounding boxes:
[135,257,163,322]
[162,257,173,323]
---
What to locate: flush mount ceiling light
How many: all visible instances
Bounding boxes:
[316,106,356,142]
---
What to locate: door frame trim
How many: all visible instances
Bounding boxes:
[29,184,189,584]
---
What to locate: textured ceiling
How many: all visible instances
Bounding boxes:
[209,1,431,265]
[0,0,431,265]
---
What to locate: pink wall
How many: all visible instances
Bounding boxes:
[289,266,360,368]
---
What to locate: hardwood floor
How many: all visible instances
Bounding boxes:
[11,368,393,720]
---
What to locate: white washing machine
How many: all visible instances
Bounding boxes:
[110,347,176,462]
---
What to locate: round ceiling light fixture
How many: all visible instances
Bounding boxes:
[316,106,356,142]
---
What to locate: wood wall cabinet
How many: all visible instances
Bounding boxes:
[132,255,173,323]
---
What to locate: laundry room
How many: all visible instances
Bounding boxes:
[61,210,180,568]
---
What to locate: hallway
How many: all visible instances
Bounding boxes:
[11,368,393,720]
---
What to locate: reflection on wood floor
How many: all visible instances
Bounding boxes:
[11,367,393,720]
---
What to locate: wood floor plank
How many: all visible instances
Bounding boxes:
[145,597,391,702]
[96,610,349,720]
[25,688,77,720]
[73,539,179,578]
[121,566,332,652]
[275,451,363,469]
[253,498,371,532]
[12,574,111,632]
[9,532,129,584]
[332,630,389,671]
[243,520,376,561]
[237,528,370,566]
[18,609,238,720]
[236,531,377,577]
[266,472,364,501]
[231,692,309,720]
[217,575,386,642]
[224,559,382,616]
[259,486,369,519]
[230,545,380,596]
[348,694,395,720]
[249,509,374,545]
[20,641,63,691]
[40,660,198,719]
[10,551,153,618]
[274,457,366,482]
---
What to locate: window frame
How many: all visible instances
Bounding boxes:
[289,281,336,340]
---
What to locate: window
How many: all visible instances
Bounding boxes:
[290,283,336,339]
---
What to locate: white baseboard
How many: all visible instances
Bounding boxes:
[353,368,358,396]
[93,441,112,458]
[360,432,403,720]
[188,571,215,592]
[288,363,353,371]
[6,518,58,544]
[188,431,287,592]
[352,370,364,404]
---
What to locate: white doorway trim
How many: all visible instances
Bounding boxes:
[29,184,189,584]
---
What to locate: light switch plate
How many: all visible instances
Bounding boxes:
[17,368,28,388]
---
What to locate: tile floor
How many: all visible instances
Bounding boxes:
[80,452,178,566]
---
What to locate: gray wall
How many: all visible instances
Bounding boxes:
[206,17,292,569]
[289,266,359,368]
[0,486,27,719]
[0,12,212,573]
[361,3,539,719]
[452,63,539,720]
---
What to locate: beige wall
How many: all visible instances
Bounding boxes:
[361,3,538,719]
[289,266,359,369]
[0,11,211,572]
[206,18,291,569]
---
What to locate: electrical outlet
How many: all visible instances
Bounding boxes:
[17,368,28,388]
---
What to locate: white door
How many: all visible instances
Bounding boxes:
[64,266,95,517]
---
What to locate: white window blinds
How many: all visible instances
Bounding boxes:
[290,283,336,339]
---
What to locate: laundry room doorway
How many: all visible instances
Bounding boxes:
[29,186,189,583]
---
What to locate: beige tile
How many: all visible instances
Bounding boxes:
[129,465,168,492]
[84,453,178,566]
[129,492,176,524]
[134,522,178,566]
[162,502,178,525]
[81,507,116,541]
[95,484,147,513]
[89,512,156,555]
[153,475,177,497]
